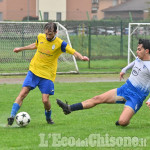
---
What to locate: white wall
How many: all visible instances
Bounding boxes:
[38,0,66,21]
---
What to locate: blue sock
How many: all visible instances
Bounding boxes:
[11,103,20,117]
[45,110,52,120]
[70,103,83,111]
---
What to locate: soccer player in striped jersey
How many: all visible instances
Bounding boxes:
[7,22,89,126]
[57,39,150,126]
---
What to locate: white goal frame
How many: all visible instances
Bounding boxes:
[128,23,150,64]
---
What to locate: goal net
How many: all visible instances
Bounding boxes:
[0,22,79,74]
[128,23,150,64]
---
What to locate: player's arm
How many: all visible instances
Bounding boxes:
[120,61,135,81]
[146,98,150,109]
[13,43,37,53]
[73,51,89,61]
[64,42,89,61]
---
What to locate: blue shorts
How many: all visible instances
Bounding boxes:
[117,80,147,113]
[22,71,54,95]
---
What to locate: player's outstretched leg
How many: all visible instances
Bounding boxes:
[56,89,117,115]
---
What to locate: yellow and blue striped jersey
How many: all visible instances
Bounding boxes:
[29,33,76,81]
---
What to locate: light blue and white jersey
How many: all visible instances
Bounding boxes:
[122,57,150,101]
[129,57,150,93]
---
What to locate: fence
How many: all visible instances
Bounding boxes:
[0,20,137,74]
[67,21,129,73]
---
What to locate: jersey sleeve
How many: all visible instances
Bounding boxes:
[61,41,76,55]
[121,61,135,73]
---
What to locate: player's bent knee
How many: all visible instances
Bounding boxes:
[119,119,129,126]
[42,99,49,104]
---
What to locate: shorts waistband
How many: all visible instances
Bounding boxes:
[126,79,149,98]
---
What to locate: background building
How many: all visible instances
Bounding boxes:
[0,0,37,21]
[103,0,150,20]
[0,0,149,21]
[66,0,126,20]
[38,0,66,21]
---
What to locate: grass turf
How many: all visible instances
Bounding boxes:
[0,82,150,150]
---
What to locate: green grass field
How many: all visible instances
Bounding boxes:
[0,82,150,150]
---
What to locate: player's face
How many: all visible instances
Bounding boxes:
[136,44,146,60]
[45,29,56,41]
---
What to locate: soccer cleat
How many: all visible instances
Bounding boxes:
[7,117,14,126]
[46,118,54,124]
[56,99,71,115]
[115,121,120,126]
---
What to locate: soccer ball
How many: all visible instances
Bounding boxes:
[15,112,31,127]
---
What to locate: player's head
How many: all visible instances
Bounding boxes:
[44,22,57,32]
[137,39,150,60]
[44,22,57,41]
[138,39,150,54]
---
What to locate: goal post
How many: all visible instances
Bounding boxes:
[128,23,150,64]
[55,22,79,73]
[0,21,79,74]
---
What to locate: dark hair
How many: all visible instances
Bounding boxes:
[44,22,57,32]
[138,39,150,53]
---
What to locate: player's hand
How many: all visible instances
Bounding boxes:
[120,72,125,81]
[146,102,150,109]
[13,48,22,53]
[82,56,89,61]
